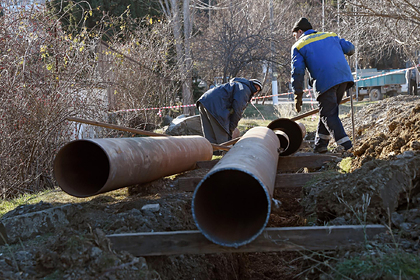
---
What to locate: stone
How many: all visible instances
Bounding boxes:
[400,222,413,232]
[165,115,203,136]
[391,212,404,228]
[141,204,160,212]
[1,204,75,244]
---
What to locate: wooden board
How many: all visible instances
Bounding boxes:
[107,225,386,256]
[178,172,321,192]
[277,154,341,172]
[196,153,340,172]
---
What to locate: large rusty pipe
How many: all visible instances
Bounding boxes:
[267,118,306,156]
[192,127,280,247]
[54,136,213,197]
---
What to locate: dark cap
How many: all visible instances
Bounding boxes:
[249,79,263,92]
[292,17,312,33]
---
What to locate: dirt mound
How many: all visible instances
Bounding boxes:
[342,95,420,169]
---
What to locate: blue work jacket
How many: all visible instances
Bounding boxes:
[197,78,258,135]
[291,29,355,96]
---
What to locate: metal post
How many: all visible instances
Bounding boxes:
[270,0,278,105]
[322,0,325,31]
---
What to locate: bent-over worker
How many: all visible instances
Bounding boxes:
[197,77,262,144]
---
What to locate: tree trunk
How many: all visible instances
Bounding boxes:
[183,0,194,115]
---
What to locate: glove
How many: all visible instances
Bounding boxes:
[294,92,303,113]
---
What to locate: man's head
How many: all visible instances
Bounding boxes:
[250,79,263,93]
[292,17,312,40]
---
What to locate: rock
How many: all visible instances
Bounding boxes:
[90,247,103,258]
[400,222,413,232]
[1,204,76,243]
[391,212,404,228]
[161,115,173,126]
[329,217,349,225]
[396,151,415,159]
[165,115,203,136]
[0,222,7,245]
[141,204,160,212]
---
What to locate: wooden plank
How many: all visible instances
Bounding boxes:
[277,154,341,172]
[196,154,340,172]
[107,225,386,256]
[67,117,230,151]
[178,172,321,192]
[196,160,219,169]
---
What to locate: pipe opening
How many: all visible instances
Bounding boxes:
[193,169,270,247]
[54,141,110,197]
[274,130,290,153]
[267,119,303,156]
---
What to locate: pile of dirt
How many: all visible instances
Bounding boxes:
[342,95,420,169]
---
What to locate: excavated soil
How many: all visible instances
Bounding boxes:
[0,95,420,279]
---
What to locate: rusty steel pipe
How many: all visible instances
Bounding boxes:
[54,136,213,197]
[267,118,306,156]
[192,127,280,247]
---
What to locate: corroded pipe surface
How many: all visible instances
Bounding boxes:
[267,118,306,156]
[54,136,213,197]
[192,127,280,247]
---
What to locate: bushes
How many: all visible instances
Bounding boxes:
[0,4,181,198]
[0,4,106,198]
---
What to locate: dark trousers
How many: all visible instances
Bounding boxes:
[409,79,417,95]
[315,83,352,149]
[198,104,230,144]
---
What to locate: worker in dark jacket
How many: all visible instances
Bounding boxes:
[291,17,354,153]
[197,78,262,144]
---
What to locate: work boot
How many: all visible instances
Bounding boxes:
[342,140,353,151]
[332,145,354,157]
[313,146,328,154]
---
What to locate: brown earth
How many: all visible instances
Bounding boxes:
[0,95,420,279]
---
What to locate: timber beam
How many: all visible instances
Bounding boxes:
[107,225,386,256]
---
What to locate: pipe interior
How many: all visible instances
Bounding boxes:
[274,130,290,152]
[54,141,110,197]
[193,169,270,246]
[268,119,303,156]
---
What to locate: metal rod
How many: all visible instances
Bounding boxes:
[192,127,280,247]
[54,136,213,197]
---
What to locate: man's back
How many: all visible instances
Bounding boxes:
[291,29,354,94]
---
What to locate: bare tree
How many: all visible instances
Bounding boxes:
[160,0,195,115]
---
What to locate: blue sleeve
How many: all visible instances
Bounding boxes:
[291,47,306,94]
[229,84,251,133]
[339,38,355,56]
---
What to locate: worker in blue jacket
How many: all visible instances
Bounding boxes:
[291,17,355,153]
[197,78,262,144]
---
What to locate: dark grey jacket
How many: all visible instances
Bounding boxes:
[197,78,258,135]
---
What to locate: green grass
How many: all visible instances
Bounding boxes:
[333,250,420,279]
[339,157,353,173]
[0,188,129,218]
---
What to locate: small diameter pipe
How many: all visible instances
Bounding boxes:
[267,118,306,156]
[192,127,280,247]
[54,136,213,197]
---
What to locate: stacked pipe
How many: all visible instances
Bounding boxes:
[54,136,213,197]
[192,119,306,247]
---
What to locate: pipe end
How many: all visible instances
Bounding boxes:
[192,169,271,247]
